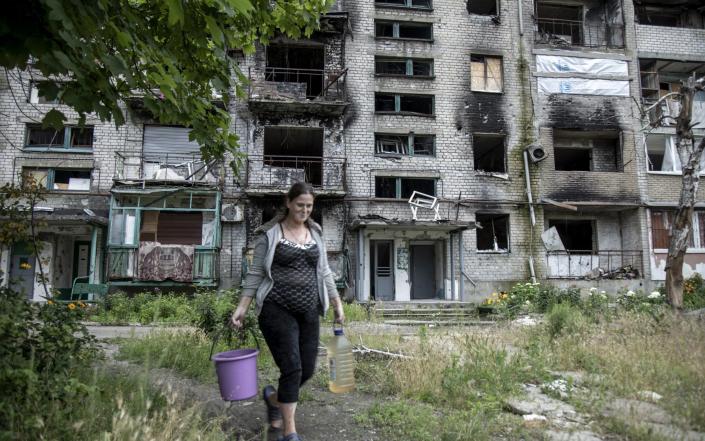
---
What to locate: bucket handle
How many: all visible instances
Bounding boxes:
[209,326,260,361]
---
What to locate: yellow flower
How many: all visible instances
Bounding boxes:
[68,303,76,310]
[47,300,54,305]
[19,262,32,270]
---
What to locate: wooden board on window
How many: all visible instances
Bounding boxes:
[156,212,203,245]
[140,211,159,242]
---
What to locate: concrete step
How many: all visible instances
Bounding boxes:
[382,319,495,327]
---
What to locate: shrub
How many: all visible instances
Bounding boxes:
[684,274,705,310]
[0,287,99,439]
[546,303,588,339]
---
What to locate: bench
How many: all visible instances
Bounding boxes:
[69,276,109,302]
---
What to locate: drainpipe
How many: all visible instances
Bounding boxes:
[518,0,524,36]
[89,225,98,285]
[450,234,456,301]
[357,229,364,302]
[458,231,464,301]
[523,150,538,283]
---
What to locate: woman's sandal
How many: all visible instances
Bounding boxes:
[262,385,282,430]
[277,433,302,441]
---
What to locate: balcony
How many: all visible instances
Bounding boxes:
[244,155,346,196]
[248,67,349,116]
[114,153,224,187]
[535,18,625,49]
[546,250,642,279]
[107,247,219,285]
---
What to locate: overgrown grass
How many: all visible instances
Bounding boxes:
[352,305,705,440]
[117,328,276,384]
[18,364,227,440]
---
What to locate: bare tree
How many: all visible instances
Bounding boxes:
[646,76,705,309]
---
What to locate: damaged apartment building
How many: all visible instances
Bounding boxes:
[1,0,704,303]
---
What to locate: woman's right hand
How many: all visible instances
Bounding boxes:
[231,305,247,328]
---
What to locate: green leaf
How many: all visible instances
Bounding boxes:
[166,0,184,26]
[41,108,67,130]
[227,0,254,15]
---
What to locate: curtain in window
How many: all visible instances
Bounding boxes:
[661,136,681,172]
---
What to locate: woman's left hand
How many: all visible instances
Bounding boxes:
[334,303,345,324]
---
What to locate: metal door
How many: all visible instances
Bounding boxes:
[10,250,35,299]
[373,241,394,301]
[73,242,90,280]
[410,244,436,300]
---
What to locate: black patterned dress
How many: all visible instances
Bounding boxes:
[265,233,320,314]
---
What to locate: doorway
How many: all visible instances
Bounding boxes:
[72,241,91,281]
[371,240,394,301]
[410,244,436,299]
[9,242,35,299]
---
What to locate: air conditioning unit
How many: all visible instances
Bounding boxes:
[525,144,548,163]
[221,204,243,222]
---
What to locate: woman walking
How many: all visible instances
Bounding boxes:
[231,182,345,441]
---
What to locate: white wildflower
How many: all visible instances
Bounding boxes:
[626,290,635,297]
[648,291,661,299]
[600,290,606,295]
[589,287,598,293]
[525,300,531,305]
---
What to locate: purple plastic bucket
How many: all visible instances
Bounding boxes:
[212,348,259,401]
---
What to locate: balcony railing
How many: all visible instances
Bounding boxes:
[107,247,219,282]
[535,18,625,48]
[248,67,348,102]
[244,155,346,194]
[546,250,642,279]
[114,152,223,186]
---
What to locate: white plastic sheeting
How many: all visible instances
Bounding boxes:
[536,55,628,76]
[538,77,630,96]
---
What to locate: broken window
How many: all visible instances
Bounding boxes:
[470,55,502,93]
[413,135,435,156]
[375,0,432,9]
[29,81,61,104]
[535,3,583,46]
[639,59,705,126]
[553,130,621,172]
[548,219,594,252]
[375,93,434,116]
[25,125,93,150]
[375,57,434,77]
[375,176,436,198]
[263,127,324,186]
[375,133,435,156]
[473,134,505,173]
[636,4,704,29]
[535,1,625,48]
[476,213,509,252]
[22,168,91,191]
[375,20,433,40]
[265,45,325,97]
[646,134,705,173]
[467,0,498,15]
[375,134,409,155]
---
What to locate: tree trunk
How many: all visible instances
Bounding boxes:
[664,77,705,310]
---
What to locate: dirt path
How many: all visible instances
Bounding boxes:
[101,343,380,441]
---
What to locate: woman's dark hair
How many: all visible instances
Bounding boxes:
[287,182,315,202]
[284,182,315,215]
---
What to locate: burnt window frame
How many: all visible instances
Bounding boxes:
[472,133,506,173]
[375,0,432,11]
[374,176,438,199]
[375,57,434,78]
[470,54,503,93]
[475,212,510,253]
[374,20,434,42]
[553,130,623,173]
[467,0,499,16]
[375,93,435,116]
[28,80,62,105]
[547,218,596,253]
[21,167,92,192]
[374,133,436,157]
[636,5,705,30]
[24,124,94,153]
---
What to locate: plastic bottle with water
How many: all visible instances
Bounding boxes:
[327,324,355,393]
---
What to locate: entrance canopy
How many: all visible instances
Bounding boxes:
[350,217,474,232]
